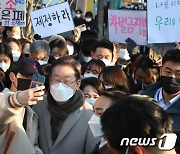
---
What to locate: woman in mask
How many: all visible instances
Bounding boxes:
[82,59,106,79]
[132,55,160,93]
[2,26,21,41]
[89,88,126,154]
[5,38,23,62]
[33,56,100,154]
[49,39,68,63]
[99,66,130,93]
[80,77,104,106]
[0,43,13,72]
[20,38,32,57]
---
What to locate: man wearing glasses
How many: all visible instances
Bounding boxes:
[33,56,100,154]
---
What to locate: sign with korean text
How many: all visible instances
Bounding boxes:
[147,0,180,43]
[30,2,74,38]
[108,10,147,45]
[0,0,26,27]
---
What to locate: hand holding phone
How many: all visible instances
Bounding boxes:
[17,85,45,106]
[125,38,137,49]
[76,24,87,32]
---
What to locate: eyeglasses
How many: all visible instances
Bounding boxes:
[60,80,77,87]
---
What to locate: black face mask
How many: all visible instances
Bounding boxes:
[160,76,180,94]
[17,78,31,91]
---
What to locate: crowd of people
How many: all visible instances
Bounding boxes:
[0,8,180,154]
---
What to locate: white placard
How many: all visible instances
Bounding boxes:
[30,2,74,38]
[108,10,147,45]
[147,0,180,43]
[0,0,26,27]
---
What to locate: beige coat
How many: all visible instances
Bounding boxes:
[33,97,101,154]
[0,89,42,154]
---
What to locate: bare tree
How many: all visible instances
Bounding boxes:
[97,0,104,40]
[46,0,53,7]
[22,0,42,40]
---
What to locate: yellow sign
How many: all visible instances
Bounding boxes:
[85,0,94,12]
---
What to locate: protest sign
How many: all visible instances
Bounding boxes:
[108,10,147,45]
[0,0,26,27]
[147,0,180,43]
[30,2,74,38]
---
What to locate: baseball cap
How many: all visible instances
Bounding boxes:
[11,57,39,75]
[75,9,82,14]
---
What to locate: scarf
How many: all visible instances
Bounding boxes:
[47,90,84,143]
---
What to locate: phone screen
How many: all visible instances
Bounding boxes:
[30,74,45,88]
[77,24,87,32]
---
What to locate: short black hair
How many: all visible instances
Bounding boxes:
[101,95,173,153]
[75,9,82,14]
[93,39,114,60]
[163,49,180,64]
[85,11,93,17]
[100,88,126,104]
[49,56,81,81]
[80,38,98,57]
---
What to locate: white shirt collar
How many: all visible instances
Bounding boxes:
[154,88,180,110]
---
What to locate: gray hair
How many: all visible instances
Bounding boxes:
[30,40,50,55]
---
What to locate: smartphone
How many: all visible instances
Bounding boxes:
[30,73,45,88]
[76,24,87,32]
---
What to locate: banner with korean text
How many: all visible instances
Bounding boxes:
[108,10,147,45]
[0,0,26,27]
[30,2,74,38]
[147,0,180,43]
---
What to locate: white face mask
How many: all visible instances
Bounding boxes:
[88,114,103,137]
[82,54,92,63]
[101,58,112,67]
[83,73,98,78]
[85,98,96,106]
[12,35,21,40]
[12,50,21,62]
[67,45,74,55]
[118,49,130,61]
[38,60,48,65]
[76,13,81,18]
[0,62,10,72]
[85,18,92,22]
[50,82,75,102]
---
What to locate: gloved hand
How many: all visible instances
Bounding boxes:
[125,38,137,50]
